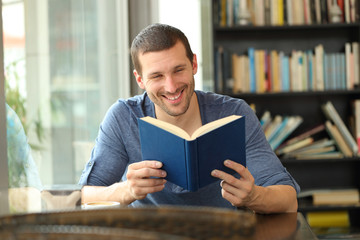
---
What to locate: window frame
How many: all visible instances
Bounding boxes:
[0,2,10,215]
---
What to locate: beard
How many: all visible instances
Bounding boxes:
[147,77,195,117]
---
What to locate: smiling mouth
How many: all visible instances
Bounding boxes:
[163,89,183,101]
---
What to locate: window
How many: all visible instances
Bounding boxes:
[3,0,130,190]
[1,0,211,214]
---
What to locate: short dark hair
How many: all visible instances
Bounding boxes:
[130,23,194,76]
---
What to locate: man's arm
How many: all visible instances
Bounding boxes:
[82,161,167,205]
[211,160,298,214]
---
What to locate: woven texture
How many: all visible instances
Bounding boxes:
[0,206,256,239]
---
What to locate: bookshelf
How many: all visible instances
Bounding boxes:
[212,0,360,229]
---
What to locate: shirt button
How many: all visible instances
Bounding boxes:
[88,162,93,167]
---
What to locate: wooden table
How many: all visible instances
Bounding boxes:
[0,206,318,239]
[255,211,318,240]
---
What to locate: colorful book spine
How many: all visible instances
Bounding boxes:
[323,101,358,155]
[248,47,256,93]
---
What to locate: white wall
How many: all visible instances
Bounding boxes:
[158,0,203,90]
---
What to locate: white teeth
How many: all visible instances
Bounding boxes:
[167,92,181,100]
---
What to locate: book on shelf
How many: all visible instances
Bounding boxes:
[276,124,325,155]
[345,0,351,23]
[248,47,256,93]
[354,99,360,154]
[138,115,246,192]
[259,111,303,151]
[217,42,357,94]
[281,54,290,91]
[264,115,282,140]
[278,124,325,149]
[322,101,358,155]
[306,211,350,228]
[315,44,325,91]
[345,42,354,90]
[259,110,271,130]
[277,137,315,156]
[271,50,281,92]
[325,120,353,157]
[299,188,360,206]
[269,116,303,150]
[213,0,358,27]
[290,145,336,158]
[352,42,359,87]
[232,53,249,93]
[282,138,338,159]
[294,151,344,160]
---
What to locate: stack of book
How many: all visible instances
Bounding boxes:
[274,123,336,159]
[272,100,359,159]
[299,188,360,206]
[322,101,358,157]
[354,99,360,156]
[260,111,303,150]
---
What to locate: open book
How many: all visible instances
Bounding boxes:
[138,115,246,191]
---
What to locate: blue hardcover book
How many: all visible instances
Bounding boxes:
[138,115,246,191]
[282,55,290,91]
[248,48,256,93]
[307,50,314,91]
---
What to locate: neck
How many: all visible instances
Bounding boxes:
[155,92,202,136]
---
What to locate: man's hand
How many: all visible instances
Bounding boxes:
[211,160,257,208]
[211,160,298,213]
[125,160,167,203]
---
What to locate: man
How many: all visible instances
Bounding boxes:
[79,23,300,213]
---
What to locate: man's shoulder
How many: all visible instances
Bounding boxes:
[117,92,149,105]
[196,90,245,107]
[107,92,153,117]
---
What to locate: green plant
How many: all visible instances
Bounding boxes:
[5,59,44,147]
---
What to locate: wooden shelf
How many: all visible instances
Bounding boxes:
[214,22,360,31]
[228,89,360,98]
[212,0,360,219]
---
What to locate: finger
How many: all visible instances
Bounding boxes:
[128,160,163,170]
[221,180,247,201]
[131,184,166,200]
[127,167,167,179]
[129,178,167,188]
[221,188,243,207]
[211,169,239,187]
[223,160,250,179]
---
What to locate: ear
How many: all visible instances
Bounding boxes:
[192,54,198,75]
[134,70,145,89]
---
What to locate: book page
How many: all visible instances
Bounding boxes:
[191,115,242,139]
[140,116,191,140]
[140,115,242,141]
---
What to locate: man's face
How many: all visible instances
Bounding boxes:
[134,41,197,117]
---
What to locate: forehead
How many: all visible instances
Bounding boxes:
[139,42,189,75]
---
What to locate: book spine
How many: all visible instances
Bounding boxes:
[325,101,358,154]
[306,211,350,228]
[355,99,360,155]
[248,47,256,92]
[324,120,353,157]
[185,140,199,191]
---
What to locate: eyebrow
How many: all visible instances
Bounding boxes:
[147,64,187,78]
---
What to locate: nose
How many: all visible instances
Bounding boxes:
[164,74,177,93]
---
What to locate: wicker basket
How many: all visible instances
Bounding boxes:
[0,206,256,240]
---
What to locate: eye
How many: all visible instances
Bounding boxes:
[175,68,184,73]
[150,74,162,80]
